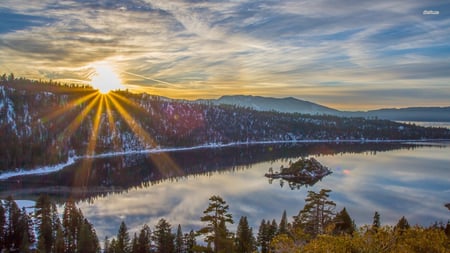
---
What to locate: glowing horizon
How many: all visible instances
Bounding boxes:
[0,1,449,111]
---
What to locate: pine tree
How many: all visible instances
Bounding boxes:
[18,207,35,253]
[0,202,4,251]
[257,219,269,253]
[116,221,131,253]
[103,236,110,253]
[278,210,288,235]
[136,224,151,253]
[269,219,278,241]
[77,219,99,253]
[445,221,450,238]
[54,223,66,253]
[372,211,381,231]
[395,216,410,234]
[36,195,58,253]
[293,189,336,237]
[109,238,118,253]
[175,224,183,253]
[198,195,234,253]
[235,216,255,253]
[333,207,355,235]
[216,219,234,252]
[131,233,138,253]
[63,199,84,253]
[152,218,174,253]
[4,195,22,251]
[184,230,196,253]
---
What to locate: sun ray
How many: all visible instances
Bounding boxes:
[108,94,183,177]
[40,91,98,124]
[58,93,102,144]
[109,91,148,113]
[104,95,120,150]
[86,95,104,156]
[108,94,157,148]
[73,95,105,188]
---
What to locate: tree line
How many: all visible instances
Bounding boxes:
[1,190,449,252]
[2,74,450,172]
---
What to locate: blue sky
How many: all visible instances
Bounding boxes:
[0,0,449,110]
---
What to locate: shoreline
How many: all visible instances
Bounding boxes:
[1,138,449,180]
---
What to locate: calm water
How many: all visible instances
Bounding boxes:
[396,121,450,129]
[1,142,449,241]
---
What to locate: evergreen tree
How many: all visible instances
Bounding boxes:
[175,224,183,253]
[35,195,58,253]
[152,218,174,253]
[198,195,234,253]
[293,189,336,237]
[269,219,278,241]
[54,223,66,253]
[63,199,84,253]
[77,219,99,253]
[216,219,234,252]
[18,207,35,253]
[34,195,54,252]
[109,238,118,253]
[4,195,22,251]
[278,210,288,235]
[184,230,197,253]
[103,236,110,253]
[136,224,152,253]
[445,221,450,238]
[372,211,381,231]
[257,219,269,253]
[395,216,410,234]
[116,221,131,253]
[131,233,138,253]
[0,202,4,251]
[136,224,151,253]
[333,207,355,235]
[235,216,255,253]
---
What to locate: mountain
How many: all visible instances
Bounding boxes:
[204,95,450,122]
[346,107,450,122]
[214,95,339,115]
[1,75,450,172]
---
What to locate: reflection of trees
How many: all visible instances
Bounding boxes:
[0,142,425,202]
[270,176,326,191]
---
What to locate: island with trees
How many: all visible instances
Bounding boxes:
[265,158,332,189]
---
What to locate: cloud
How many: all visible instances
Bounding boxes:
[0,0,449,109]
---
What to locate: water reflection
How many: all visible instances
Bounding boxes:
[1,142,449,242]
[0,142,424,200]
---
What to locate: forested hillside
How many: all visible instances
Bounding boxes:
[1,74,450,171]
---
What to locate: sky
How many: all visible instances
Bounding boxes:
[0,0,449,110]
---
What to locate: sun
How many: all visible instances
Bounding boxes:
[90,62,124,94]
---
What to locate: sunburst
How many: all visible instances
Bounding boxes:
[90,62,124,94]
[42,64,183,187]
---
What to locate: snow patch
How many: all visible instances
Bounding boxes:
[0,156,77,180]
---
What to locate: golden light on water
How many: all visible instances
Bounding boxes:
[90,62,124,94]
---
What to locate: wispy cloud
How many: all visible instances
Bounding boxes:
[0,0,449,109]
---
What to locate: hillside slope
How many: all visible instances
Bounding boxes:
[1,76,449,171]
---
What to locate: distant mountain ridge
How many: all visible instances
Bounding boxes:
[203,95,450,122]
[214,95,339,115]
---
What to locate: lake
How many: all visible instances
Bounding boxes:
[1,141,449,241]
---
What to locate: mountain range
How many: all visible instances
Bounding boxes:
[202,95,450,122]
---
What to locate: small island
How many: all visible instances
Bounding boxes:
[265,157,332,189]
